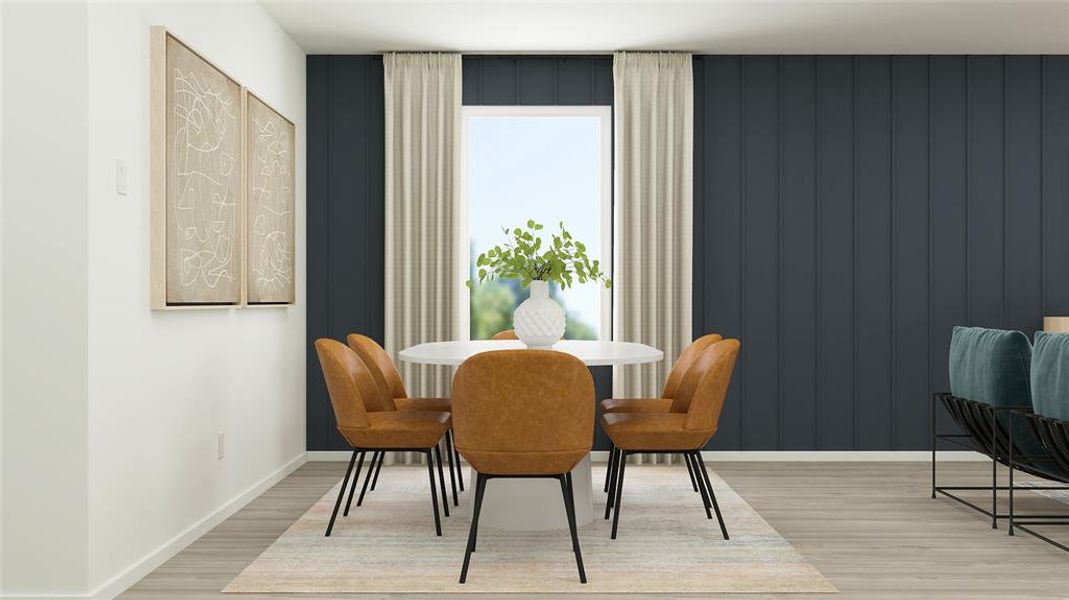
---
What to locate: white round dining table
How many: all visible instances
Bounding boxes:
[398,339,663,531]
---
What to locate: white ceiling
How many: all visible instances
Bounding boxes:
[260,0,1069,55]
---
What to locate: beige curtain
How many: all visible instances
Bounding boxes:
[384,53,462,462]
[612,52,693,465]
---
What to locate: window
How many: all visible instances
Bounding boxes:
[460,106,611,341]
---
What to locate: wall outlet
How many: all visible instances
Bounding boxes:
[217,431,225,460]
[116,159,128,196]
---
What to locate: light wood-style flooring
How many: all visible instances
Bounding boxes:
[121,461,1069,599]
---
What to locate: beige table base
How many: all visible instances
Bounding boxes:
[454,454,594,531]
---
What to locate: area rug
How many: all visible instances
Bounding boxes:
[1020,480,1069,504]
[224,465,836,594]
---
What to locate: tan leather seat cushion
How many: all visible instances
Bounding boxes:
[340,411,451,449]
[395,396,452,412]
[599,397,672,414]
[600,412,715,451]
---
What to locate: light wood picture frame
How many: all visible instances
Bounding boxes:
[244,91,296,305]
[150,27,244,309]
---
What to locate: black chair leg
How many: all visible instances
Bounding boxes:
[435,445,450,517]
[691,453,714,518]
[991,449,999,530]
[451,429,465,491]
[325,450,358,537]
[611,452,627,539]
[460,473,488,583]
[343,451,367,516]
[356,450,379,507]
[370,450,385,491]
[696,452,729,540]
[604,446,621,519]
[444,433,459,506]
[684,453,700,493]
[604,443,616,492]
[425,449,442,536]
[560,472,587,583]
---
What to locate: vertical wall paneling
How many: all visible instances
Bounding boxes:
[1003,57,1042,336]
[927,57,969,440]
[892,56,931,450]
[966,57,1006,328]
[815,57,856,450]
[741,57,780,450]
[693,55,1067,450]
[779,57,818,450]
[854,57,894,450]
[694,57,744,450]
[309,54,1069,451]
[463,56,613,106]
[306,56,331,451]
[1042,57,1069,315]
[307,56,385,450]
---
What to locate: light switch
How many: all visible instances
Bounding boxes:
[116,160,127,196]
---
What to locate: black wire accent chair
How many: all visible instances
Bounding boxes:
[1008,410,1069,552]
[931,393,1069,528]
[931,326,1069,529]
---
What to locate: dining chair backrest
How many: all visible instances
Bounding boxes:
[451,350,594,475]
[674,339,741,431]
[662,333,723,400]
[346,334,403,410]
[490,329,519,340]
[315,338,379,435]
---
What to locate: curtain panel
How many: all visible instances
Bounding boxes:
[612,52,694,464]
[384,52,462,414]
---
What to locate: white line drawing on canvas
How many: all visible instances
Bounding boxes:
[247,94,295,304]
[172,66,239,292]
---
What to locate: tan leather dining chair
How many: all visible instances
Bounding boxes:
[490,329,519,340]
[315,338,453,537]
[599,333,722,494]
[451,350,594,584]
[346,333,462,504]
[601,339,740,540]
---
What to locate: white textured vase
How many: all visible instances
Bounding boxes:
[513,280,566,348]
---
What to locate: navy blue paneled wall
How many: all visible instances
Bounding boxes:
[693,56,1069,450]
[307,56,385,451]
[307,54,1069,451]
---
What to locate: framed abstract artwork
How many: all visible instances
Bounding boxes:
[244,91,296,304]
[150,27,243,308]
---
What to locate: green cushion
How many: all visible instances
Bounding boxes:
[947,326,1053,474]
[948,326,1033,408]
[1031,332,1069,422]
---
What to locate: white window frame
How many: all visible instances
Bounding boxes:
[458,105,613,341]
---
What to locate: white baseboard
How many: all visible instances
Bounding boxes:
[86,452,307,600]
[306,450,984,463]
[307,450,358,461]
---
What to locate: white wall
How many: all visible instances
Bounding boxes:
[1,1,91,595]
[85,1,306,595]
[1,1,306,597]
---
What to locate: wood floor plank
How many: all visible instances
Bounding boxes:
[120,461,1069,599]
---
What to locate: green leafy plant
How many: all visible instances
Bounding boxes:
[467,220,611,290]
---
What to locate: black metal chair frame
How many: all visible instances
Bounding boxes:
[350,430,464,509]
[931,393,1069,529]
[459,471,587,584]
[1008,409,1069,553]
[325,442,452,537]
[603,445,729,541]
